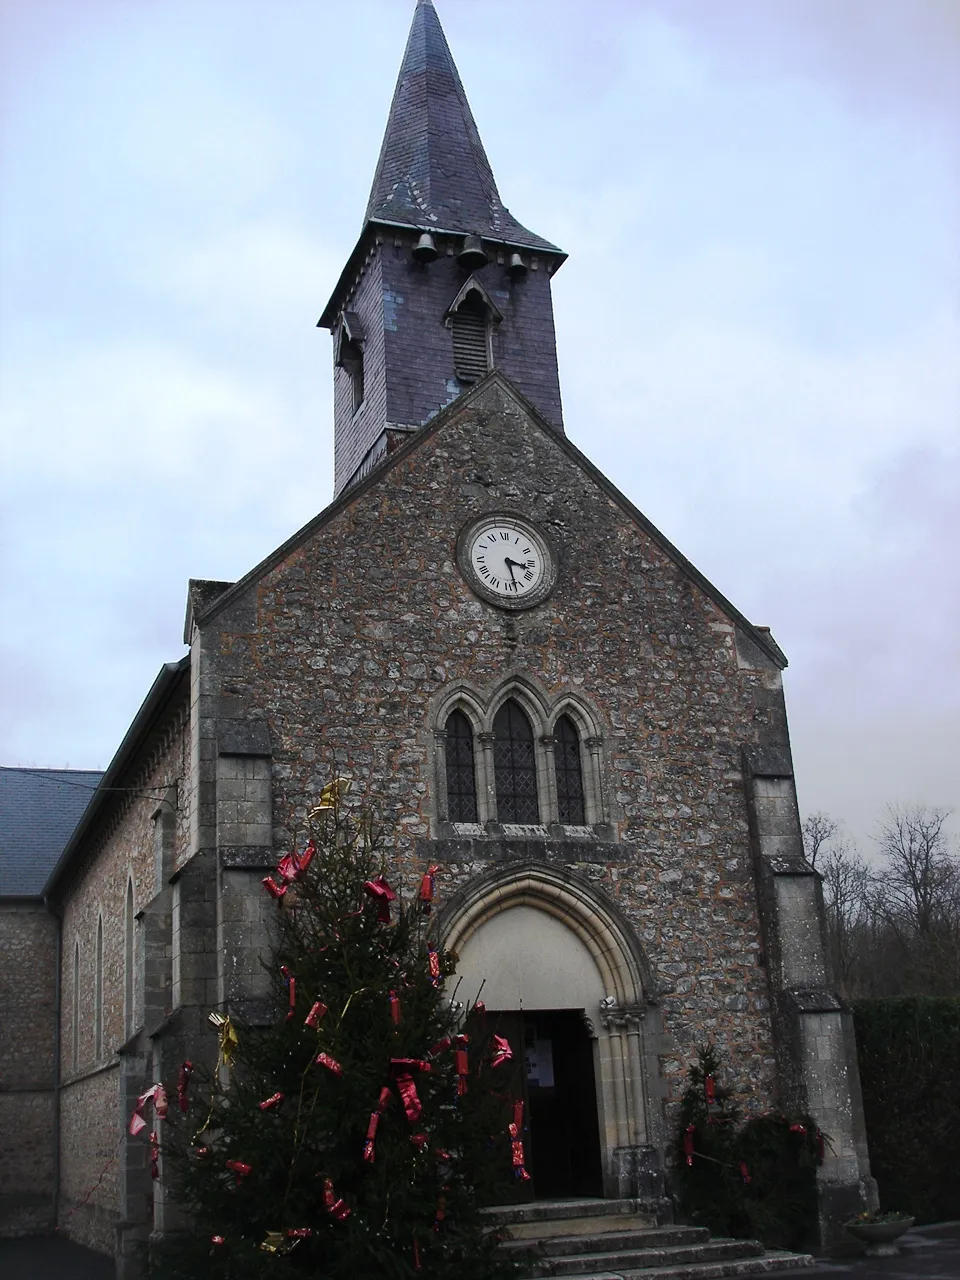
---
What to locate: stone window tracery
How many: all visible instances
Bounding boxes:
[435,684,609,835]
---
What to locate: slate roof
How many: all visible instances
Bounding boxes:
[364,0,560,253]
[0,766,103,897]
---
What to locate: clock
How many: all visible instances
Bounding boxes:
[456,514,556,610]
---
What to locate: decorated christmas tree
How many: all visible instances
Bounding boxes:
[675,1043,822,1249]
[145,783,524,1279]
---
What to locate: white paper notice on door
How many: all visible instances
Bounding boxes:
[525,1036,555,1088]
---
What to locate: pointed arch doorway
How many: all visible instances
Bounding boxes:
[437,864,660,1201]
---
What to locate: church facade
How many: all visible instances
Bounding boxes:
[17,1,876,1270]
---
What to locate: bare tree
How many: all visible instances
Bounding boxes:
[819,842,870,992]
[873,804,956,937]
[802,811,839,870]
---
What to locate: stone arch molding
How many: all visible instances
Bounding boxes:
[435,861,666,1198]
[431,675,611,831]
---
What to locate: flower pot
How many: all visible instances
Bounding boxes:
[844,1217,915,1257]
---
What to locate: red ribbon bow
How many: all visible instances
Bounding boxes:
[363,874,397,923]
[489,1035,513,1069]
[262,839,317,900]
[129,1083,167,1136]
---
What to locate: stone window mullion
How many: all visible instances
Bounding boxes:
[478,732,497,827]
[540,735,559,824]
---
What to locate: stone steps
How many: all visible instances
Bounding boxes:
[486,1198,813,1280]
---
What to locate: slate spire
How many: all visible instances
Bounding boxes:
[365,0,559,252]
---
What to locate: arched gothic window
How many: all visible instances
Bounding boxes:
[444,710,478,823]
[554,714,586,825]
[94,915,104,1060]
[124,878,135,1041]
[493,700,539,824]
[72,942,80,1071]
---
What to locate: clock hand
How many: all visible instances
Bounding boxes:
[505,560,519,587]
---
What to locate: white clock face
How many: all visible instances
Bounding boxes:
[459,515,555,609]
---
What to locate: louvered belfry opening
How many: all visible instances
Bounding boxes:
[451,291,490,382]
[554,714,586,825]
[493,699,540,824]
[445,709,479,823]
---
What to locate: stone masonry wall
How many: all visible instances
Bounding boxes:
[199,378,788,1124]
[57,715,189,1256]
[0,903,58,1236]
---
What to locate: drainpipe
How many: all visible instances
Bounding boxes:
[44,894,63,1229]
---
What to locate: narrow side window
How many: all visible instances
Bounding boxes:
[124,879,134,1040]
[493,700,540,824]
[72,943,80,1071]
[94,916,103,1060]
[445,710,478,823]
[555,714,586,825]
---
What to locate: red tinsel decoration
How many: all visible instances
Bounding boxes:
[683,1124,695,1166]
[322,1176,351,1221]
[304,1000,327,1028]
[427,950,441,986]
[287,1228,312,1239]
[315,1052,343,1076]
[211,1236,225,1247]
[177,1061,194,1114]
[259,1092,284,1111]
[363,874,397,923]
[704,1074,716,1105]
[363,1111,381,1163]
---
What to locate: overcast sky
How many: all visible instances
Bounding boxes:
[2,0,957,852]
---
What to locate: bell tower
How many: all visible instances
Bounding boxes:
[319,0,566,496]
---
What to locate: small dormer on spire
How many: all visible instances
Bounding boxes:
[320,0,566,496]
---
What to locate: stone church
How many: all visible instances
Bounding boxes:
[0,0,875,1271]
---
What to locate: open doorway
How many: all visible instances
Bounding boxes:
[487,1008,603,1200]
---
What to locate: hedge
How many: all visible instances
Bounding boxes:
[852,997,960,1223]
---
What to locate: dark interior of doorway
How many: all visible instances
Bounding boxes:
[486,1009,603,1201]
